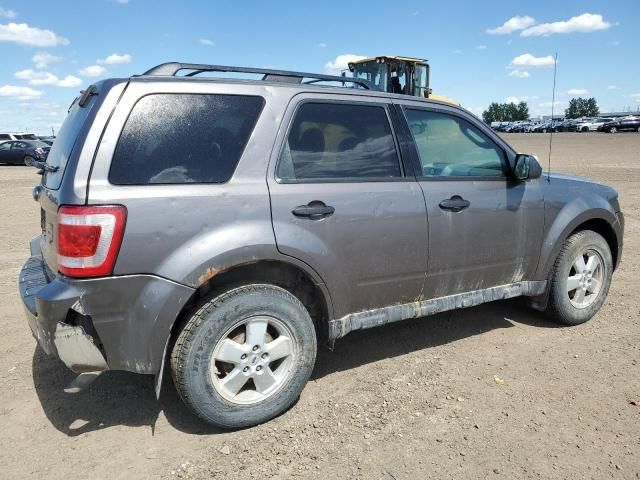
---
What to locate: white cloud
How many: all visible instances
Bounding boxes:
[452,49,462,54]
[318,42,327,48]
[97,53,131,64]
[57,75,82,87]
[509,53,555,68]
[521,13,611,37]
[505,96,523,104]
[199,38,214,46]
[568,88,588,95]
[607,85,618,90]
[487,15,535,34]
[475,45,487,50]
[324,54,367,75]
[0,22,69,47]
[632,93,640,100]
[0,85,45,100]
[32,51,62,69]
[508,70,530,78]
[0,7,17,18]
[79,65,106,77]
[15,69,82,87]
[116,0,130,3]
[611,40,620,46]
[16,69,58,85]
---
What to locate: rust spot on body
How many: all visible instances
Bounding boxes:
[197,267,219,286]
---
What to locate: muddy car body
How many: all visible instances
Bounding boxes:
[19,63,624,427]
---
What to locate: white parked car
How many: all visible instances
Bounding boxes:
[572,118,610,132]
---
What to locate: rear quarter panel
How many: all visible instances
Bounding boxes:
[87,80,296,287]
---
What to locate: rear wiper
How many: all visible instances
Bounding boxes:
[24,157,58,174]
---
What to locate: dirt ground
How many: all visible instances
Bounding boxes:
[1,133,638,479]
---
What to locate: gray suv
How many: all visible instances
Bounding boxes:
[19,63,624,428]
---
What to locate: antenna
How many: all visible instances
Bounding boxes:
[547,52,558,182]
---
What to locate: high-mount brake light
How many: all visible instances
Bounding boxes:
[57,205,126,278]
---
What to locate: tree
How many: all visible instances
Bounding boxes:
[482,101,530,123]
[565,97,600,118]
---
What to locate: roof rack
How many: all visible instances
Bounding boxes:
[142,62,377,90]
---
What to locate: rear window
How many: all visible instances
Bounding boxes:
[44,97,96,190]
[109,94,264,185]
[0,134,9,140]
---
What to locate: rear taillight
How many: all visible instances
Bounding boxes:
[57,205,126,278]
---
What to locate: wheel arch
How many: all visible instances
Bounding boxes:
[536,208,621,281]
[168,259,333,356]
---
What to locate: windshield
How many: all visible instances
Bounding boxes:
[352,62,388,91]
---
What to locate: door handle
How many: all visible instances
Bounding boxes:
[438,195,470,213]
[292,201,335,219]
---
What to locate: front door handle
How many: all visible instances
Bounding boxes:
[292,201,335,220]
[438,195,470,213]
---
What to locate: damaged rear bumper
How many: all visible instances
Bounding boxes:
[19,241,194,375]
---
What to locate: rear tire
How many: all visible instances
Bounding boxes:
[610,127,617,134]
[171,284,317,428]
[23,155,35,166]
[545,230,613,326]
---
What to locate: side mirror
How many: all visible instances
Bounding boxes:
[514,154,542,181]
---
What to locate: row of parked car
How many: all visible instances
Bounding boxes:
[492,116,640,134]
[0,133,55,165]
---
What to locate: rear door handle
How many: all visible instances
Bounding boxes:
[292,201,335,219]
[438,195,470,213]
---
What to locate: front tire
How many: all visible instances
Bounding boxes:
[610,127,617,134]
[545,231,613,326]
[171,284,317,428]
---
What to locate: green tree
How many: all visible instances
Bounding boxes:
[565,97,600,118]
[482,101,530,123]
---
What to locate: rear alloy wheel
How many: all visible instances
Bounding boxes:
[171,284,317,428]
[23,155,35,166]
[610,127,617,134]
[582,127,589,132]
[545,230,613,325]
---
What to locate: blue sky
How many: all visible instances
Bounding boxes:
[0,0,638,134]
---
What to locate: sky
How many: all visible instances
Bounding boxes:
[0,0,638,134]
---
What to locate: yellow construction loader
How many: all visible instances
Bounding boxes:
[348,55,459,105]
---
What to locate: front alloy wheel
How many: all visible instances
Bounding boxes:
[566,250,604,308]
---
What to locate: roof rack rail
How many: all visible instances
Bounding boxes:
[141,62,377,90]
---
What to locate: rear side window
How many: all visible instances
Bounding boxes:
[109,94,264,185]
[277,102,401,181]
[0,134,9,140]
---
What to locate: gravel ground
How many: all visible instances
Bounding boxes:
[0,132,638,479]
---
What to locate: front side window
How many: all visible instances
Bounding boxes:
[405,109,506,178]
[0,142,11,150]
[277,102,401,181]
[110,94,264,185]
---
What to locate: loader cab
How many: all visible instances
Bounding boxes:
[348,56,430,97]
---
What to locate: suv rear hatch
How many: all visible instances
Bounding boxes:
[37,80,127,274]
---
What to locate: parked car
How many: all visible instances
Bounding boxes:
[555,119,578,132]
[0,139,50,165]
[569,118,609,132]
[37,136,56,146]
[601,117,640,133]
[0,132,38,142]
[20,62,624,429]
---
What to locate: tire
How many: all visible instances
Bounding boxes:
[23,155,35,166]
[610,127,617,134]
[542,128,547,133]
[545,230,613,326]
[581,127,589,132]
[171,284,317,428]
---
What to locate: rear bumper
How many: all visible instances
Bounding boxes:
[19,239,195,374]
